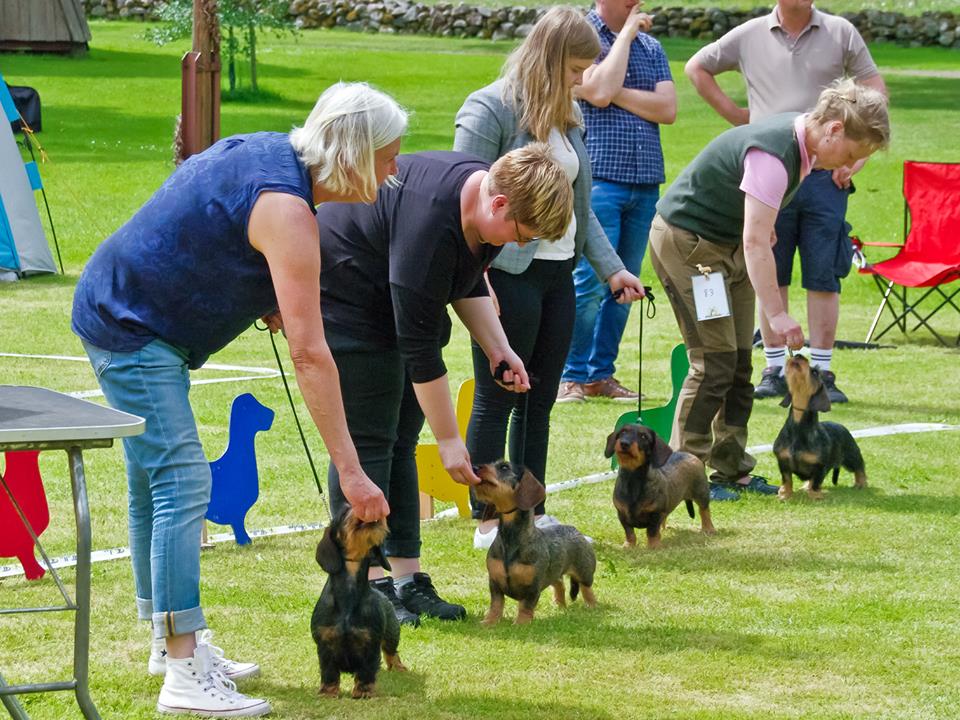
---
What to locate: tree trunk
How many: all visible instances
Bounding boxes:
[179,0,221,161]
[248,22,257,93]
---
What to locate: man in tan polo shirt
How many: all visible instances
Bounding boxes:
[685,0,886,405]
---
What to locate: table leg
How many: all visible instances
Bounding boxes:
[0,673,29,720]
[67,448,101,720]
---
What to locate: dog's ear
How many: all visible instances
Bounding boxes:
[647,429,673,468]
[779,391,793,408]
[371,544,391,573]
[604,430,618,458]
[515,468,547,511]
[315,526,343,574]
[810,383,831,413]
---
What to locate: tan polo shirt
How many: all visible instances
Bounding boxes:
[691,7,880,121]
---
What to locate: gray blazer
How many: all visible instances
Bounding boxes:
[453,79,624,280]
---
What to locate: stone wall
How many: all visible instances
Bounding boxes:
[82,0,960,49]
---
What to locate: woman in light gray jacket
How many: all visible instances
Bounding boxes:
[455,6,645,549]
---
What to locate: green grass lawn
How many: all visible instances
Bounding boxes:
[419,0,959,13]
[1,21,960,719]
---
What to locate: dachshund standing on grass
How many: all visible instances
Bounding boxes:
[473,461,596,625]
[774,354,867,500]
[605,423,715,549]
[311,506,407,699]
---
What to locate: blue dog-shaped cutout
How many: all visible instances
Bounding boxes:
[206,393,275,545]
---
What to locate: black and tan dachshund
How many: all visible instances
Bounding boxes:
[473,461,596,625]
[774,354,867,500]
[311,506,407,699]
[605,423,715,549]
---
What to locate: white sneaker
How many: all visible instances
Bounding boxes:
[473,524,498,550]
[157,644,270,717]
[150,630,260,681]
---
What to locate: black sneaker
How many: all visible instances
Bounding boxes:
[370,577,420,627]
[753,366,787,399]
[821,370,848,404]
[398,572,467,621]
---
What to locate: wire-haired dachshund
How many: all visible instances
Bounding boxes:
[473,461,596,625]
[774,355,867,500]
[311,506,407,699]
[605,423,715,549]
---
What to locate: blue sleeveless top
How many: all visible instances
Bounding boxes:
[72,132,314,369]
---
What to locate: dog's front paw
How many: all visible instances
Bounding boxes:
[806,489,825,501]
[777,486,793,501]
[320,683,340,698]
[384,653,408,672]
[351,682,375,700]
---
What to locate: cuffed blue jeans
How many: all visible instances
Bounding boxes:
[82,338,209,639]
[562,180,659,383]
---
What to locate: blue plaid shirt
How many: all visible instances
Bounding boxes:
[579,10,672,185]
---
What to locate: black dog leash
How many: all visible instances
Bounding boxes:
[493,362,539,467]
[255,321,331,519]
[613,286,656,412]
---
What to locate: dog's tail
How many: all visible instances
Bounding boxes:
[570,578,580,601]
[685,500,695,519]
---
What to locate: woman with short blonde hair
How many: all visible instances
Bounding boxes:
[455,5,645,550]
[72,81,406,718]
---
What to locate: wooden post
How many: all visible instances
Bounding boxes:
[178,0,221,162]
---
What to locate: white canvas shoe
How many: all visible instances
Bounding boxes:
[473,524,498,550]
[150,630,260,681]
[156,644,270,717]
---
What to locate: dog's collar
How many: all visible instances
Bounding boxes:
[792,405,808,412]
[499,507,518,515]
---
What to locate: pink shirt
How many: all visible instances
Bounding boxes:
[739,115,813,209]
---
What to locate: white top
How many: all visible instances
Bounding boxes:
[534,128,578,261]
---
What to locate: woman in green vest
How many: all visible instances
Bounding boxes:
[648,78,889,501]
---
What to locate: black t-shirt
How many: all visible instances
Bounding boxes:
[317,151,501,383]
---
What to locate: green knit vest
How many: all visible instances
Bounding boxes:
[656,113,803,246]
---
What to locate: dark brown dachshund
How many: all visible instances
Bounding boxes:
[774,355,867,500]
[605,423,715,549]
[311,506,407,699]
[473,461,596,625]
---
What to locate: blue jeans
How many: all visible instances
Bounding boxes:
[562,180,659,383]
[82,338,209,639]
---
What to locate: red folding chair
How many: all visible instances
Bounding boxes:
[854,161,960,346]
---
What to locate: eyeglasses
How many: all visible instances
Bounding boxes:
[513,217,536,245]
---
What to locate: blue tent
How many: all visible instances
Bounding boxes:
[0,76,57,280]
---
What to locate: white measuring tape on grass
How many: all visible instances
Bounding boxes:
[2,422,957,579]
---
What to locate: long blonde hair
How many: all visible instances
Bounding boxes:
[501,7,600,142]
[808,77,890,152]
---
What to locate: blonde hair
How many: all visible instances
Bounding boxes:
[501,6,600,142]
[808,78,890,152]
[488,142,573,241]
[289,82,408,203]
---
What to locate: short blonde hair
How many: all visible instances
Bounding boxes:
[502,6,600,142]
[808,78,890,152]
[488,142,573,241]
[290,82,408,203]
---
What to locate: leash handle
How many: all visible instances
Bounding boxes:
[256,321,331,519]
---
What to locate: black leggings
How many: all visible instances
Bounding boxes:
[326,347,424,558]
[466,258,575,519]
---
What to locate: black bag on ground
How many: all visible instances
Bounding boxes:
[7,85,41,133]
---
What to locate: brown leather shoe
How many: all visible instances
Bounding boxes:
[583,376,640,402]
[556,381,585,403]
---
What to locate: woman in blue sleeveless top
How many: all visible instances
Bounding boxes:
[71,82,406,718]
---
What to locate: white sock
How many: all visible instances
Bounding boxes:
[764,347,787,374]
[809,347,832,372]
[393,574,415,589]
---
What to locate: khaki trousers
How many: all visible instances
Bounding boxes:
[648,214,757,483]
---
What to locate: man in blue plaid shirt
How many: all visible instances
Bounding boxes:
[558,0,676,403]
